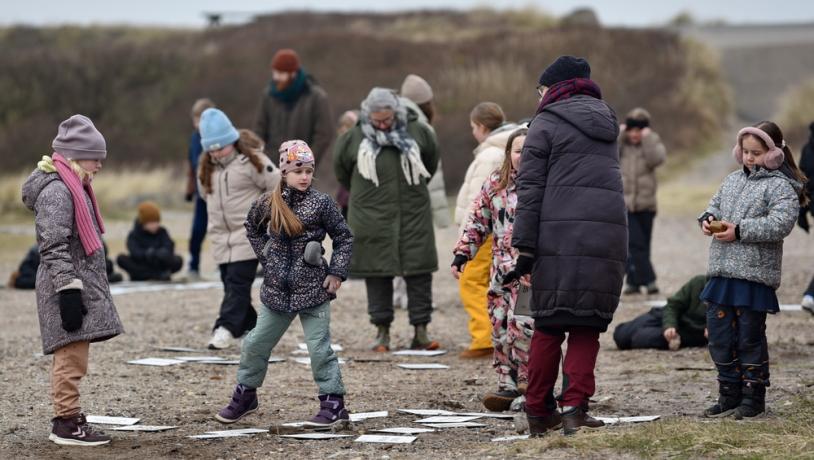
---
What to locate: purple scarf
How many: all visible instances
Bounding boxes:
[537,78,603,114]
[52,152,105,256]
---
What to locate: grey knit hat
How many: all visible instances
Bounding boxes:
[52,114,107,160]
[361,87,401,113]
[400,74,434,104]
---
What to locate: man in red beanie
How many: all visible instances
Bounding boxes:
[254,49,335,189]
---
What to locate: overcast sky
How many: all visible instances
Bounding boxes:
[4,0,814,28]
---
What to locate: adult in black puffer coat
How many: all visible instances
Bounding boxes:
[508,56,627,436]
[116,202,183,281]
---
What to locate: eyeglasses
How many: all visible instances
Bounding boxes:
[370,116,395,129]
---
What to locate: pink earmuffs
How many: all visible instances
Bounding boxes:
[732,127,785,170]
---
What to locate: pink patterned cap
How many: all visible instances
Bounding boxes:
[278,140,315,174]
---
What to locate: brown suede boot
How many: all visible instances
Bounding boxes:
[561,407,604,435]
[527,411,562,437]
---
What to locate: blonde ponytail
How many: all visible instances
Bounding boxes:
[267,182,304,236]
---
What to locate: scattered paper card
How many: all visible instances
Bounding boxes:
[155,346,203,353]
[596,415,661,425]
[205,428,268,435]
[197,360,241,365]
[127,358,184,366]
[268,357,286,363]
[86,416,140,426]
[111,425,177,432]
[176,356,225,362]
[280,433,352,440]
[349,411,388,422]
[491,435,530,442]
[397,409,457,416]
[298,343,343,352]
[373,427,435,435]
[420,422,486,429]
[391,350,447,357]
[355,434,416,444]
[189,433,250,439]
[414,415,482,424]
[458,412,515,419]
[397,363,449,370]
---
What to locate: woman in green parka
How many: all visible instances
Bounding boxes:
[334,87,440,351]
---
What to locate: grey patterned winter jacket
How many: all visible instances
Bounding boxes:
[245,185,353,313]
[704,166,801,289]
[22,169,124,354]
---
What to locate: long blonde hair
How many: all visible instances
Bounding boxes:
[267,181,304,236]
[497,128,528,191]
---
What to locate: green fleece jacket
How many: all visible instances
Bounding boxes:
[662,275,708,337]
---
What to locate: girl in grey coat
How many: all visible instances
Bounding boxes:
[21,115,124,447]
[699,121,806,420]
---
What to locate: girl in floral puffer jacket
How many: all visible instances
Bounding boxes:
[452,127,533,412]
[215,140,354,429]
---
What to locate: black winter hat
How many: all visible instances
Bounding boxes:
[538,56,591,87]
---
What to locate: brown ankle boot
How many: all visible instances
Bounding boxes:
[527,412,562,437]
[561,407,604,435]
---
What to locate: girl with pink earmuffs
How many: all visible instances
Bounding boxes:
[697,121,808,420]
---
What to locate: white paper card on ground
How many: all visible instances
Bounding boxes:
[176,356,225,362]
[154,346,202,353]
[268,357,286,363]
[354,434,416,444]
[391,350,447,357]
[204,428,269,435]
[197,360,241,365]
[420,422,487,428]
[349,411,388,422]
[414,415,482,424]
[372,427,436,435]
[397,363,449,370]
[111,425,177,432]
[458,412,515,419]
[280,433,352,440]
[189,433,250,439]
[85,416,140,426]
[397,409,456,416]
[596,415,660,425]
[491,434,530,442]
[298,342,343,352]
[127,358,184,366]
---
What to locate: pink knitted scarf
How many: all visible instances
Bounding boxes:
[52,153,105,256]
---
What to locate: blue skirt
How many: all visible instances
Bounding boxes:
[700,276,779,313]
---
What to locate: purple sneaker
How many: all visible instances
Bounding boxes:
[303,394,350,428]
[49,413,111,446]
[215,384,258,424]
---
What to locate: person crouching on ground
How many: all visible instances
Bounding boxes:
[215,140,354,428]
[116,201,183,281]
[699,121,806,419]
[22,114,125,446]
[197,108,281,350]
[453,127,535,411]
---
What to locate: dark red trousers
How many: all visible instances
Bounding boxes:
[525,326,601,416]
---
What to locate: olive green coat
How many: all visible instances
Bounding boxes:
[334,116,439,277]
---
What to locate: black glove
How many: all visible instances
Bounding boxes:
[451,254,468,272]
[502,253,535,286]
[185,192,194,202]
[58,289,86,332]
[798,207,810,233]
[155,247,173,264]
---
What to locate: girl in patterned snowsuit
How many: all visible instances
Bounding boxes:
[452,127,533,411]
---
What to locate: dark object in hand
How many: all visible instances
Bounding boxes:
[708,221,726,234]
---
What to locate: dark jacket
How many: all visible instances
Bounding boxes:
[799,132,814,218]
[333,114,439,277]
[125,221,177,267]
[14,245,40,289]
[254,76,334,165]
[662,275,708,338]
[245,186,353,313]
[512,95,627,331]
[22,169,124,354]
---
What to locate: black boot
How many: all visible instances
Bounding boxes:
[734,381,765,419]
[703,381,741,418]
